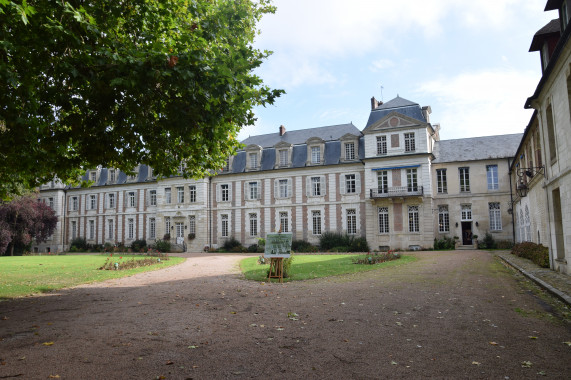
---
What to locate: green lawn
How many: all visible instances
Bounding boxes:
[0,255,185,300]
[240,254,417,282]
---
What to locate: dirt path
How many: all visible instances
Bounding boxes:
[1,250,570,379]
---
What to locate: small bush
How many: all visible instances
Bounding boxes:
[353,251,401,265]
[511,242,549,268]
[433,237,455,250]
[69,237,88,252]
[479,232,496,249]
[223,236,243,251]
[163,233,171,240]
[291,240,318,253]
[131,239,147,252]
[349,237,370,252]
[247,244,259,253]
[153,239,171,253]
[319,232,369,252]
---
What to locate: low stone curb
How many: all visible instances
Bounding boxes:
[497,254,571,306]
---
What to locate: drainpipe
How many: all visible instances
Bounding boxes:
[507,158,515,243]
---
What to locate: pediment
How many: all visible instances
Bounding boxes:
[363,111,423,134]
[274,141,292,149]
[339,133,359,141]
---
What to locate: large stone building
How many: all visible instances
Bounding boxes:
[36,96,521,253]
[510,0,571,273]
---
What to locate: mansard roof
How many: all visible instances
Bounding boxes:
[432,134,523,163]
[529,19,560,51]
[240,123,361,148]
[365,96,427,128]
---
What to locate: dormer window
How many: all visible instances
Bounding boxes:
[306,137,325,166]
[311,147,320,164]
[249,153,258,169]
[108,169,117,184]
[345,142,355,160]
[273,141,292,168]
[279,150,288,166]
[340,133,359,162]
[89,171,97,182]
[245,144,262,171]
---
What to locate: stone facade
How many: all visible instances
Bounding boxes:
[35,97,521,253]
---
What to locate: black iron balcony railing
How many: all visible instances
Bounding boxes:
[370,186,424,198]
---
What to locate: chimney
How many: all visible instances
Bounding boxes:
[279,125,286,136]
[371,96,383,110]
[421,106,432,123]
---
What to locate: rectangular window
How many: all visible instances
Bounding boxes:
[311,177,321,196]
[279,211,289,233]
[249,153,258,169]
[312,210,322,235]
[408,206,419,232]
[489,202,502,231]
[165,188,171,204]
[279,179,289,198]
[176,222,184,238]
[128,192,136,208]
[221,214,228,237]
[407,168,418,192]
[377,171,388,194]
[221,184,229,202]
[249,213,258,237]
[279,149,288,166]
[486,165,498,190]
[177,186,184,203]
[461,204,472,221]
[108,193,115,209]
[311,146,321,164]
[249,182,259,200]
[109,170,116,183]
[48,197,54,209]
[345,142,355,160]
[127,218,134,240]
[189,185,196,203]
[404,133,415,152]
[165,217,171,236]
[71,221,77,239]
[149,218,156,239]
[436,169,447,194]
[89,195,96,210]
[71,196,78,211]
[90,171,97,182]
[378,207,389,234]
[546,104,556,162]
[107,219,114,240]
[346,209,357,234]
[149,190,157,206]
[376,136,387,155]
[345,174,356,193]
[189,215,196,235]
[459,167,470,192]
[224,157,230,171]
[88,220,95,240]
[438,205,449,233]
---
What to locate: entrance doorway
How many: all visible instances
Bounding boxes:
[461,221,473,245]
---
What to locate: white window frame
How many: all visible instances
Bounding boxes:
[149,190,157,206]
[249,152,259,170]
[345,142,355,160]
[438,205,449,233]
[221,184,230,202]
[71,221,77,239]
[376,135,387,155]
[459,167,470,192]
[88,220,95,240]
[149,218,156,239]
[189,185,196,203]
[107,219,114,240]
[436,169,447,194]
[175,222,184,238]
[89,194,96,210]
[487,165,499,190]
[279,211,289,233]
[345,174,356,194]
[48,197,54,209]
[249,213,258,237]
[127,218,134,240]
[189,215,196,235]
[377,171,388,194]
[248,181,259,200]
[461,204,472,221]
[408,205,419,232]
[311,146,321,164]
[108,193,115,209]
[128,192,136,208]
[279,149,288,166]
[71,196,78,211]
[311,176,322,196]
[221,214,229,237]
[378,207,389,234]
[407,168,418,192]
[489,202,502,231]
[312,210,322,235]
[177,186,184,203]
[404,132,415,152]
[346,209,357,235]
[165,188,172,204]
[165,217,171,235]
[278,179,289,198]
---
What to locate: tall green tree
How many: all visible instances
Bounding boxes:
[0,0,283,199]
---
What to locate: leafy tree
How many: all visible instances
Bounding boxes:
[0,194,58,255]
[0,0,283,199]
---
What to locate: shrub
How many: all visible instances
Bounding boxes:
[353,251,401,264]
[496,240,514,250]
[103,242,114,252]
[319,232,369,252]
[223,236,242,251]
[511,242,549,268]
[479,232,496,249]
[131,239,147,252]
[283,253,294,278]
[163,233,171,240]
[291,240,318,253]
[433,237,455,250]
[69,237,88,252]
[153,239,171,253]
[247,244,259,253]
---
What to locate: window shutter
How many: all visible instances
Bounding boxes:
[340,174,346,195]
[244,181,248,200]
[306,177,310,196]
[216,184,221,202]
[355,173,361,194]
[287,179,292,198]
[321,175,326,196]
[257,180,262,200]
[228,183,232,202]
[274,179,279,198]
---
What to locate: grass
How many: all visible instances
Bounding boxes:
[240,254,417,282]
[0,254,185,300]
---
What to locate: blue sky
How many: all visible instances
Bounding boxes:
[239,0,555,141]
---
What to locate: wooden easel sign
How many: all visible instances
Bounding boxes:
[264,232,292,283]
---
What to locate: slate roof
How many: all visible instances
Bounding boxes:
[432,134,523,163]
[545,0,563,11]
[240,123,361,148]
[529,19,560,51]
[365,96,426,128]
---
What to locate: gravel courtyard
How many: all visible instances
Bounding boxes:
[1,250,570,379]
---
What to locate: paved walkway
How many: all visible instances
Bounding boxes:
[496,251,571,305]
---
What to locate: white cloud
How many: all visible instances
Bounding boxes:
[370,59,395,72]
[416,68,539,138]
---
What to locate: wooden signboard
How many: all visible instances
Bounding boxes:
[264,233,292,282]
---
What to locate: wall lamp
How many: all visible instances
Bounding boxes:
[516,180,528,198]
[516,166,544,179]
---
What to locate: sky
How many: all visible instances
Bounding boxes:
[238,0,556,141]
